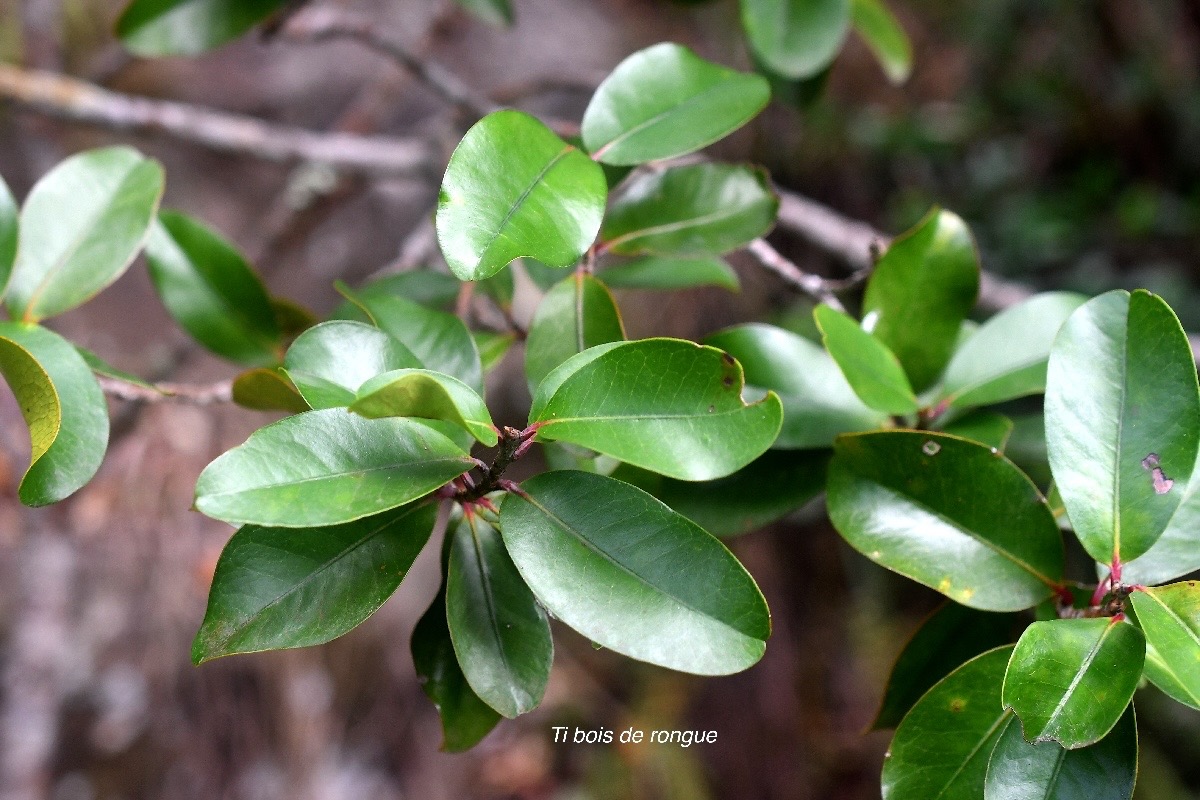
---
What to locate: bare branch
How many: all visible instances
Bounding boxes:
[745,238,847,312]
[98,375,233,406]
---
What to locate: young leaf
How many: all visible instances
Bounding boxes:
[446,515,553,718]
[0,322,109,506]
[191,503,436,664]
[1045,290,1200,564]
[412,591,502,752]
[827,431,1064,611]
[881,646,1014,800]
[1128,583,1200,709]
[436,110,607,282]
[351,368,498,447]
[861,208,979,392]
[704,323,887,449]
[76,346,161,393]
[851,0,912,84]
[939,410,1013,451]
[1002,617,1145,749]
[454,0,513,26]
[525,274,625,394]
[872,603,1016,730]
[145,210,282,366]
[194,409,473,527]
[474,331,516,373]
[581,43,770,166]
[601,256,740,292]
[116,0,289,56]
[814,304,919,415]
[0,172,16,298]
[601,164,778,256]
[530,339,783,481]
[231,367,309,413]
[939,292,1087,411]
[283,320,421,410]
[983,704,1137,800]
[500,470,771,675]
[7,147,164,322]
[740,0,851,80]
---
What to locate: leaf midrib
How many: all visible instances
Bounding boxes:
[468,518,524,710]
[931,709,1011,800]
[1040,622,1114,736]
[1141,591,1200,704]
[603,201,758,252]
[475,145,574,272]
[202,455,471,498]
[592,79,747,159]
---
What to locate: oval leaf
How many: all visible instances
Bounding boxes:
[194,409,473,527]
[284,320,421,410]
[740,0,851,79]
[1002,617,1145,749]
[525,273,625,394]
[116,0,289,56]
[192,503,436,663]
[1128,582,1200,709]
[827,431,1064,611]
[436,110,607,281]
[500,470,771,675]
[582,42,770,166]
[530,339,783,481]
[0,172,16,297]
[231,367,309,413]
[851,0,912,84]
[601,256,739,292]
[351,368,498,447]
[815,304,918,415]
[7,147,164,322]
[939,411,1014,451]
[1046,290,1200,564]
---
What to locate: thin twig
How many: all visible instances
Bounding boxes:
[98,375,233,405]
[746,238,846,312]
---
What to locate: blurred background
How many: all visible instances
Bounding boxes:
[1,0,1199,798]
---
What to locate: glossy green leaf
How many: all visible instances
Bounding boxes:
[940,411,1013,451]
[984,704,1137,800]
[1045,290,1200,564]
[116,0,288,56]
[76,346,160,393]
[500,470,770,674]
[145,210,282,366]
[601,164,778,256]
[1122,484,1200,585]
[231,367,309,413]
[473,331,516,373]
[581,42,770,166]
[531,339,783,481]
[0,172,16,297]
[0,322,109,506]
[437,110,607,282]
[881,646,1014,800]
[192,503,436,663]
[851,0,912,84]
[873,603,1016,730]
[862,208,979,392]
[194,409,473,527]
[454,0,513,26]
[270,297,318,342]
[525,274,625,394]
[940,292,1087,411]
[283,320,420,410]
[740,0,851,79]
[339,271,461,314]
[815,304,918,415]
[1128,583,1200,709]
[7,147,164,322]
[704,323,886,449]
[1002,618,1144,749]
[351,368,497,447]
[412,591,502,752]
[827,431,1063,610]
[446,515,552,718]
[600,256,739,292]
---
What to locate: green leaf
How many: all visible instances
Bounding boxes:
[1002,617,1144,749]
[827,431,1064,611]
[600,256,739,292]
[192,503,436,663]
[0,322,109,506]
[145,210,282,366]
[454,0,513,26]
[473,331,516,373]
[740,0,851,80]
[814,304,918,415]
[873,603,1016,730]
[984,704,1137,800]
[862,208,980,392]
[704,323,887,449]
[231,367,309,413]
[351,368,498,447]
[7,147,164,322]
[337,271,461,315]
[0,172,16,298]
[194,409,473,527]
[500,470,770,674]
[446,515,552,718]
[939,411,1013,451]
[851,0,912,84]
[881,646,1015,800]
[939,292,1087,411]
[581,42,770,166]
[270,296,318,342]
[601,164,778,256]
[1045,290,1200,564]
[283,320,421,410]
[116,0,288,56]
[525,274,625,394]
[1128,583,1200,709]
[530,339,783,481]
[76,346,161,393]
[437,110,607,282]
[611,448,830,538]
[412,591,502,752]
